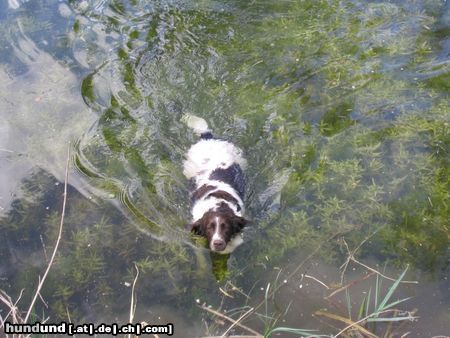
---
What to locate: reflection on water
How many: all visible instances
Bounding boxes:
[0,0,449,336]
[0,24,93,215]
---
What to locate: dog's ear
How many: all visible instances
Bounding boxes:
[186,219,204,235]
[233,216,248,231]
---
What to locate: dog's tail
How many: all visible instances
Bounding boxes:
[182,114,213,139]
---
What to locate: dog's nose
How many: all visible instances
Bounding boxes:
[213,240,226,251]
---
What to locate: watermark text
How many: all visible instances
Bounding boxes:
[4,321,174,336]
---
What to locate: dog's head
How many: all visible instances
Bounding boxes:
[187,203,247,252]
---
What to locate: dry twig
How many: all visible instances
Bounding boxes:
[220,307,255,337]
[24,145,71,323]
[340,238,417,285]
[128,264,139,338]
[315,310,377,338]
[199,304,262,337]
[326,271,376,299]
[334,309,417,338]
[304,274,330,289]
[0,289,25,326]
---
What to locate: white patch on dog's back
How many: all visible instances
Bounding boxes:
[192,198,217,222]
[183,139,247,181]
[191,180,244,221]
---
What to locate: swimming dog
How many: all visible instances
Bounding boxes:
[183,115,248,253]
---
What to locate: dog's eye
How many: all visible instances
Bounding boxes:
[207,223,215,229]
[220,223,226,228]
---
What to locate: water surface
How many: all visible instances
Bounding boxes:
[0,0,449,337]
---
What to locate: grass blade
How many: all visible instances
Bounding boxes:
[357,292,368,320]
[266,326,321,336]
[381,297,412,311]
[376,266,408,312]
[367,315,416,323]
[345,288,352,320]
[264,282,270,324]
[365,287,371,318]
[315,310,378,338]
[374,273,379,313]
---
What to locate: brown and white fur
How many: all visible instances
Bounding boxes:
[183,115,248,254]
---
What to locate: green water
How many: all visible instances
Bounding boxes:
[0,0,448,336]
